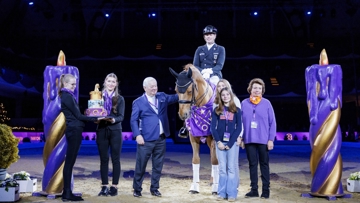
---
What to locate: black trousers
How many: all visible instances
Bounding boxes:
[63,126,83,190]
[132,135,166,192]
[96,128,123,185]
[245,143,270,191]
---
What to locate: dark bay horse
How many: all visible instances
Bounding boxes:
[169,64,219,194]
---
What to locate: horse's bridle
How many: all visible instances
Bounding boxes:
[176,79,210,107]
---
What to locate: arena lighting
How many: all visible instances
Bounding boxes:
[270,77,279,86]
[148,13,156,18]
[249,11,258,16]
[156,44,162,50]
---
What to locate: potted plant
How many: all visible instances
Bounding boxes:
[0,173,20,202]
[347,171,360,192]
[0,124,20,173]
[0,124,20,202]
[12,171,37,193]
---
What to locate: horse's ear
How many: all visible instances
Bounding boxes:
[169,67,179,78]
[187,67,193,78]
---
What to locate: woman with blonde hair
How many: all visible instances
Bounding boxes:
[96,73,125,197]
[59,74,98,202]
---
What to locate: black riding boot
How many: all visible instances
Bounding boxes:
[62,188,84,202]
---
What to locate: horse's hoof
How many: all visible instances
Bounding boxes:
[189,190,199,194]
[212,192,218,195]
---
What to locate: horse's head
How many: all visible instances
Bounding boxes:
[170,64,213,121]
[169,65,194,120]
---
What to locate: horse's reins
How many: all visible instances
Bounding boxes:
[176,79,210,107]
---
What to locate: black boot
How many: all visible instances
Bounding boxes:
[245,189,259,198]
[62,189,84,202]
[261,188,270,199]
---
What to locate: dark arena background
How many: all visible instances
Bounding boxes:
[0,1,360,202]
[1,0,360,138]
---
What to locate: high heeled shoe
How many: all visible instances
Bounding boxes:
[98,186,109,196]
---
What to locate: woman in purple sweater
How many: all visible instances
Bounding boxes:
[241,78,276,199]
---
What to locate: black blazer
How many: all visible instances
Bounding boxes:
[61,91,96,127]
[97,95,125,130]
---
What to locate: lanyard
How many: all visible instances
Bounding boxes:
[252,104,256,120]
[223,108,229,132]
[145,94,158,109]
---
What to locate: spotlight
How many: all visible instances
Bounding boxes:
[148,13,156,18]
[306,11,311,15]
[250,11,258,16]
[29,2,34,5]
[105,13,109,18]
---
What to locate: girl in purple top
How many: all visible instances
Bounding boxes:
[241,78,276,199]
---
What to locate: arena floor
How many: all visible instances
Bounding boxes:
[5,140,360,203]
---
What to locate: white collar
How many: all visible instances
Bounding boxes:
[206,43,214,50]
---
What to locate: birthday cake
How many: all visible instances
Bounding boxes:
[85,84,108,117]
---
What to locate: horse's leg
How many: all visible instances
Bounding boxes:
[207,135,219,195]
[189,134,200,194]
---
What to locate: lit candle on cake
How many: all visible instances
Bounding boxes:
[42,50,79,194]
[85,84,108,116]
[305,49,344,197]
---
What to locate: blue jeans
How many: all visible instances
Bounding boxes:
[216,143,239,199]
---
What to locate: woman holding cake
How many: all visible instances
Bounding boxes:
[59,74,98,202]
[96,73,125,197]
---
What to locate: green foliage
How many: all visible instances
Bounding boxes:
[349,171,360,180]
[0,124,20,168]
[0,174,19,191]
[12,171,30,180]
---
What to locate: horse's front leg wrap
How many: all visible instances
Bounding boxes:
[189,164,200,193]
[211,165,219,194]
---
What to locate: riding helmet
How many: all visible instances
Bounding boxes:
[203,25,217,35]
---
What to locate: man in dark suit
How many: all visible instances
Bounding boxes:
[130,77,178,198]
[193,25,225,85]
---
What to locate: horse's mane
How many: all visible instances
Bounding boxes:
[183,64,203,82]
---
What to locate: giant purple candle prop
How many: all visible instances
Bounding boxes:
[305,49,344,197]
[42,51,79,194]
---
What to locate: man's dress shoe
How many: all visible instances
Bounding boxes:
[151,190,162,197]
[133,191,142,197]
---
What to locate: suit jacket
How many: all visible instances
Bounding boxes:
[130,92,178,141]
[97,95,125,130]
[193,43,225,78]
